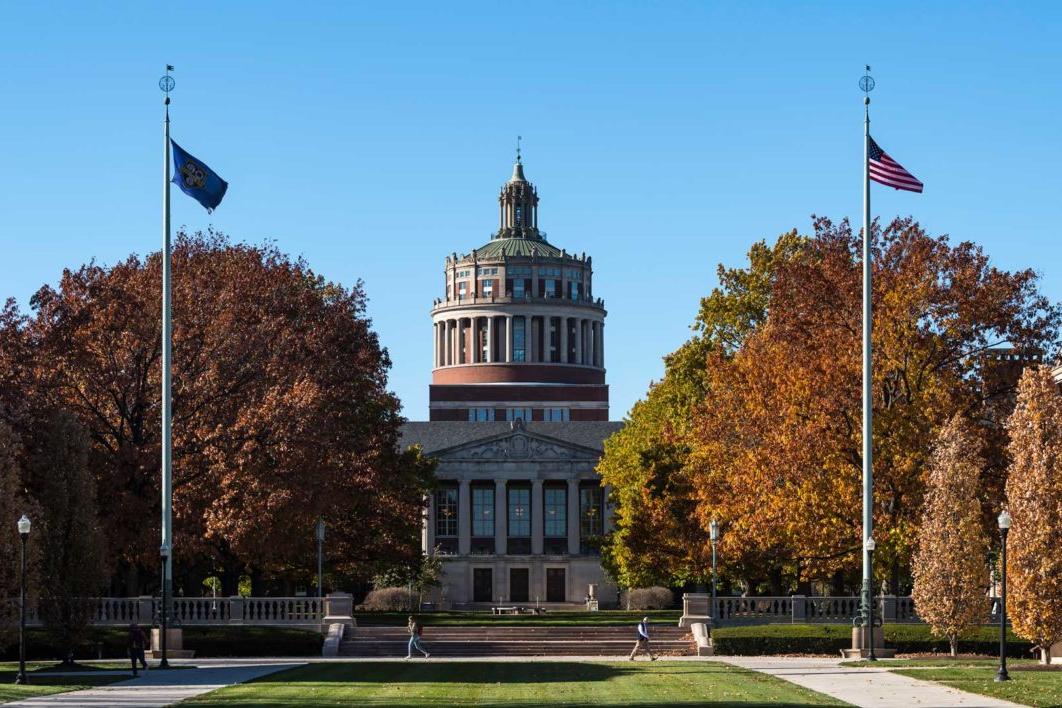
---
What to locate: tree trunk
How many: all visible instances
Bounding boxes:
[949,635,957,657]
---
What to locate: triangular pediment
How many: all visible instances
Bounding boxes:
[432,423,602,462]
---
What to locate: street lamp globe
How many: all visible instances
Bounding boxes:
[998,510,1012,530]
[710,519,719,542]
[17,514,30,536]
[865,537,876,552]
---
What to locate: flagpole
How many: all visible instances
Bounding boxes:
[160,66,174,670]
[860,69,874,647]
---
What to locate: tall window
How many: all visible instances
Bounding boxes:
[481,279,493,296]
[580,486,604,554]
[543,408,569,422]
[472,487,494,536]
[506,407,532,422]
[508,487,530,537]
[458,282,468,298]
[544,487,566,537]
[513,279,525,298]
[543,279,558,297]
[434,487,458,537]
[513,317,526,362]
[468,408,495,421]
[514,205,523,226]
[569,281,580,300]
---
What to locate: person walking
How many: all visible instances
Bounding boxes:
[405,615,430,659]
[628,616,657,661]
[128,622,149,676]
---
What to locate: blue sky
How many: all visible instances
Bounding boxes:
[1,2,1060,420]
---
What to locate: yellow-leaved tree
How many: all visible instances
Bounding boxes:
[911,415,989,656]
[1005,366,1062,664]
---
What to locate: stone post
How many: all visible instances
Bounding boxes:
[229,596,245,625]
[324,592,355,629]
[790,595,807,623]
[881,594,897,622]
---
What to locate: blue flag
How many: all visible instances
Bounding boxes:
[171,140,228,212]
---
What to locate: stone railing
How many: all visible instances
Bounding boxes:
[3,593,352,631]
[681,593,929,626]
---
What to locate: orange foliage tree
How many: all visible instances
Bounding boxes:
[1005,366,1062,663]
[0,231,435,594]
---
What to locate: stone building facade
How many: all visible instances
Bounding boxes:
[401,155,620,608]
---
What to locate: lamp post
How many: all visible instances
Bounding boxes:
[996,509,1011,682]
[865,537,877,661]
[159,549,170,669]
[14,514,30,685]
[316,518,326,599]
[709,519,719,628]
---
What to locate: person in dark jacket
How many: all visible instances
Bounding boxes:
[128,622,149,676]
[628,617,657,661]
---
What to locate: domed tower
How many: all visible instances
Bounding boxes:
[429,156,607,421]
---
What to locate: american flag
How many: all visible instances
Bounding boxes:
[868,136,923,193]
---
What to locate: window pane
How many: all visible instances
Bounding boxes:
[508,487,530,537]
[580,486,603,552]
[435,488,458,537]
[513,317,525,362]
[472,487,494,536]
[544,487,566,537]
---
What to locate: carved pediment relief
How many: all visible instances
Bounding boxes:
[438,431,599,462]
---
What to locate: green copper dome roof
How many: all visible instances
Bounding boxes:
[469,236,563,260]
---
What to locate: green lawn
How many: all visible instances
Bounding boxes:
[0,667,124,703]
[356,610,682,627]
[181,661,849,707]
[841,657,1041,668]
[894,665,1062,707]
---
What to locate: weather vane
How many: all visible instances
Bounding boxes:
[159,65,175,95]
[859,65,875,96]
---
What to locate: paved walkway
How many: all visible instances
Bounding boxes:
[718,656,1025,708]
[6,662,302,707]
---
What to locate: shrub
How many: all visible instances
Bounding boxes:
[182,627,322,657]
[710,623,1037,657]
[358,587,416,612]
[621,587,674,610]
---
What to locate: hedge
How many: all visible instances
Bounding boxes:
[0,626,323,661]
[712,623,1036,657]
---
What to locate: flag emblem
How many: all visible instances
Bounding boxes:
[868,136,923,193]
[170,139,228,212]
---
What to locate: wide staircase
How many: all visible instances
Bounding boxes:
[340,625,694,657]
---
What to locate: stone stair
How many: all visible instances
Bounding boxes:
[340,625,694,657]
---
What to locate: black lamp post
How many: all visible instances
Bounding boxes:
[865,536,877,661]
[159,549,170,669]
[316,518,326,599]
[14,514,30,685]
[996,509,1011,682]
[709,519,719,628]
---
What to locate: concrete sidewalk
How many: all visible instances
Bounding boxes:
[5,662,302,707]
[718,656,1025,708]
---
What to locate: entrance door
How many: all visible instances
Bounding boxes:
[546,568,566,603]
[473,568,493,603]
[509,568,529,603]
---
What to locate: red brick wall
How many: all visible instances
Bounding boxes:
[432,364,604,385]
[430,384,608,403]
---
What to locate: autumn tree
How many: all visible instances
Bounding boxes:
[600,217,1060,594]
[1005,366,1062,664]
[26,411,107,665]
[0,420,29,651]
[0,230,435,594]
[911,415,989,656]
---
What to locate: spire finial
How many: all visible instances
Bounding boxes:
[516,135,522,164]
[859,65,875,106]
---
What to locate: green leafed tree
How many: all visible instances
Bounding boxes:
[911,415,989,656]
[27,411,107,665]
[1005,366,1062,664]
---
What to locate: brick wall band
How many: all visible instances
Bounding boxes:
[430,384,609,403]
[432,363,605,386]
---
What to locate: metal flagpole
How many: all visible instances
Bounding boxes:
[159,65,175,669]
[859,65,875,647]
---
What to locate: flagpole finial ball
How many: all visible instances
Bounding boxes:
[159,75,175,93]
[859,75,875,93]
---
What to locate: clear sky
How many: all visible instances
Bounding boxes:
[1,2,1060,420]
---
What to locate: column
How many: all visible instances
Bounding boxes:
[599,322,604,368]
[560,316,568,363]
[567,479,580,555]
[458,480,471,555]
[531,480,544,555]
[529,316,538,362]
[424,492,435,552]
[433,324,439,368]
[487,316,495,363]
[505,315,514,362]
[495,480,507,556]
[574,319,583,365]
[457,318,465,364]
[591,322,600,367]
